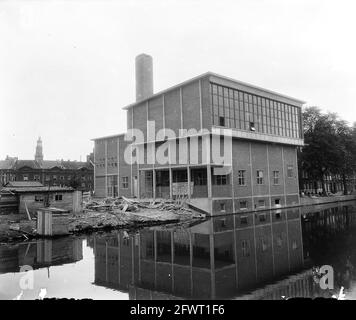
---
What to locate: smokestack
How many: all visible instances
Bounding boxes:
[135,53,153,101]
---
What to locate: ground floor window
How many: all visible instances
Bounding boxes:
[35,195,44,202]
[122,176,129,189]
[107,175,118,197]
[55,194,63,201]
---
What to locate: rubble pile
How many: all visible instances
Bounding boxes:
[83,196,197,216]
[69,196,205,233]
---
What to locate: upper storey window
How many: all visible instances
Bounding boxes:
[211,83,301,139]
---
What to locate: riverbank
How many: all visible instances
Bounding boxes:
[300,194,356,206]
[0,211,203,243]
[0,199,205,244]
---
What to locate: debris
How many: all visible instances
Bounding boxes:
[82,196,200,217]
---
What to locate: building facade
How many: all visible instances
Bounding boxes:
[0,139,94,191]
[299,170,356,195]
[93,55,305,215]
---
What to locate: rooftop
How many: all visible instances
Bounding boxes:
[5,181,44,188]
[91,133,126,141]
[1,185,74,193]
[123,71,306,110]
[0,159,93,171]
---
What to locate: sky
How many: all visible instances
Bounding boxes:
[0,0,355,161]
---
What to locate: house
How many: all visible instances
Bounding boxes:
[0,181,75,215]
[93,54,305,215]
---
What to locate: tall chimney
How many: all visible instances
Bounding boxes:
[135,53,153,101]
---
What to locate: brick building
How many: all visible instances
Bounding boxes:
[93,54,305,215]
[0,138,94,191]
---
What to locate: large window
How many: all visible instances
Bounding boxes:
[287,165,294,178]
[55,194,63,201]
[211,83,301,139]
[256,170,264,185]
[273,171,280,185]
[238,170,246,186]
[241,240,250,257]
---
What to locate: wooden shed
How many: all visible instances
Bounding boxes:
[0,181,74,215]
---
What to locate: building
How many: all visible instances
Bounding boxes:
[0,138,94,191]
[93,54,305,215]
[299,170,356,195]
[0,181,75,215]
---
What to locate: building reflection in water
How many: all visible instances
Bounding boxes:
[0,238,83,275]
[91,208,308,300]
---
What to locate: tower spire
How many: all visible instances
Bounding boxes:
[35,136,43,162]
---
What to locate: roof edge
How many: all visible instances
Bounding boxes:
[91,133,126,141]
[122,71,306,110]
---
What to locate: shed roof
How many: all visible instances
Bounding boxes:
[1,186,74,193]
[5,181,44,188]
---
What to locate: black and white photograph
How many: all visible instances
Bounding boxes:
[0,0,356,308]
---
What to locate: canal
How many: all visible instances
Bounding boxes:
[1,200,356,300]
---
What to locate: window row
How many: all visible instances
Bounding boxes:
[241,237,299,257]
[180,168,294,186]
[237,168,294,186]
[211,83,301,139]
[23,174,92,181]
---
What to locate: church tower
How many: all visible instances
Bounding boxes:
[35,137,44,162]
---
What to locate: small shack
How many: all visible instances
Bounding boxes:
[37,207,70,236]
[0,181,74,215]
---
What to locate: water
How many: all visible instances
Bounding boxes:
[1,201,356,300]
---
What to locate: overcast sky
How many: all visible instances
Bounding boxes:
[0,0,355,161]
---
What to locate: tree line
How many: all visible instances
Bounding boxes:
[299,107,356,195]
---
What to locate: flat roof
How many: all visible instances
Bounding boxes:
[91,133,125,141]
[1,186,74,193]
[123,71,306,110]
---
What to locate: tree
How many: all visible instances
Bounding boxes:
[300,107,339,194]
[334,120,356,194]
